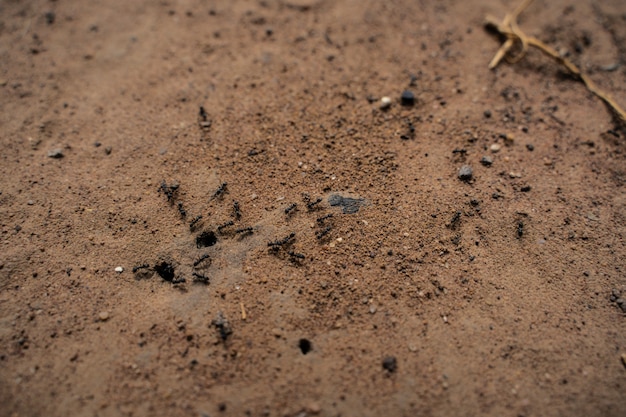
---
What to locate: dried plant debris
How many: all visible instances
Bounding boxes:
[485,0,626,126]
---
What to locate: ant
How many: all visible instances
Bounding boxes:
[307,198,323,211]
[217,220,234,233]
[132,264,150,273]
[193,253,210,267]
[233,201,241,219]
[316,226,332,240]
[212,182,227,199]
[235,226,254,235]
[159,181,179,203]
[189,215,203,230]
[316,214,333,224]
[285,203,297,215]
[177,202,187,218]
[268,232,295,248]
[192,272,210,284]
[288,251,305,260]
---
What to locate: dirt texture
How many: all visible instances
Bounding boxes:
[1,0,626,416]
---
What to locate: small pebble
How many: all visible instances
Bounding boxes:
[400,90,415,106]
[483,109,492,118]
[480,156,493,166]
[382,356,397,372]
[47,148,64,158]
[105,146,112,155]
[99,311,110,321]
[369,304,377,314]
[490,144,501,152]
[306,402,321,414]
[458,165,473,181]
[380,96,392,110]
[114,266,123,273]
[526,144,534,151]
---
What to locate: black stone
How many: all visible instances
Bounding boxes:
[328,194,365,214]
[400,90,415,106]
[382,356,397,372]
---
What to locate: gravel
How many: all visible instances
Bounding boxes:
[458,165,473,181]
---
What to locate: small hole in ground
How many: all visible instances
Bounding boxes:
[298,338,312,354]
[154,262,175,282]
[196,230,218,248]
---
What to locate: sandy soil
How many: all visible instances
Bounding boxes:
[1,0,625,416]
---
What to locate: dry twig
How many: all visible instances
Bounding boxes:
[486,0,626,125]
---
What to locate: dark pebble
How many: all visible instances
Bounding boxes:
[458,165,473,181]
[480,156,493,166]
[483,110,492,118]
[105,146,112,155]
[382,356,397,373]
[47,148,64,158]
[400,90,415,106]
[520,185,531,192]
[45,12,55,25]
[526,144,534,151]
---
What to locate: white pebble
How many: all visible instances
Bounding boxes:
[490,144,501,152]
[114,266,123,273]
[380,96,392,110]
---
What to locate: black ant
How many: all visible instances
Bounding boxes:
[192,272,210,284]
[235,226,254,235]
[233,201,241,219]
[217,220,234,233]
[193,253,210,267]
[288,251,305,260]
[268,232,295,248]
[132,264,150,273]
[213,182,227,199]
[177,202,187,218]
[285,203,297,215]
[316,226,332,240]
[307,198,323,211]
[159,181,179,203]
[316,214,333,224]
[189,215,203,230]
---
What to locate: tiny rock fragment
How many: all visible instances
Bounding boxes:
[621,353,626,369]
[480,156,493,166]
[380,96,392,110]
[490,144,501,152]
[306,402,321,414]
[382,356,397,372]
[400,90,415,106]
[114,266,123,273]
[99,311,110,321]
[47,148,64,158]
[458,165,473,181]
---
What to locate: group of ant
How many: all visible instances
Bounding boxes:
[133,181,338,285]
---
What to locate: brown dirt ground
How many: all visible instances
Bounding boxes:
[1,0,626,416]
